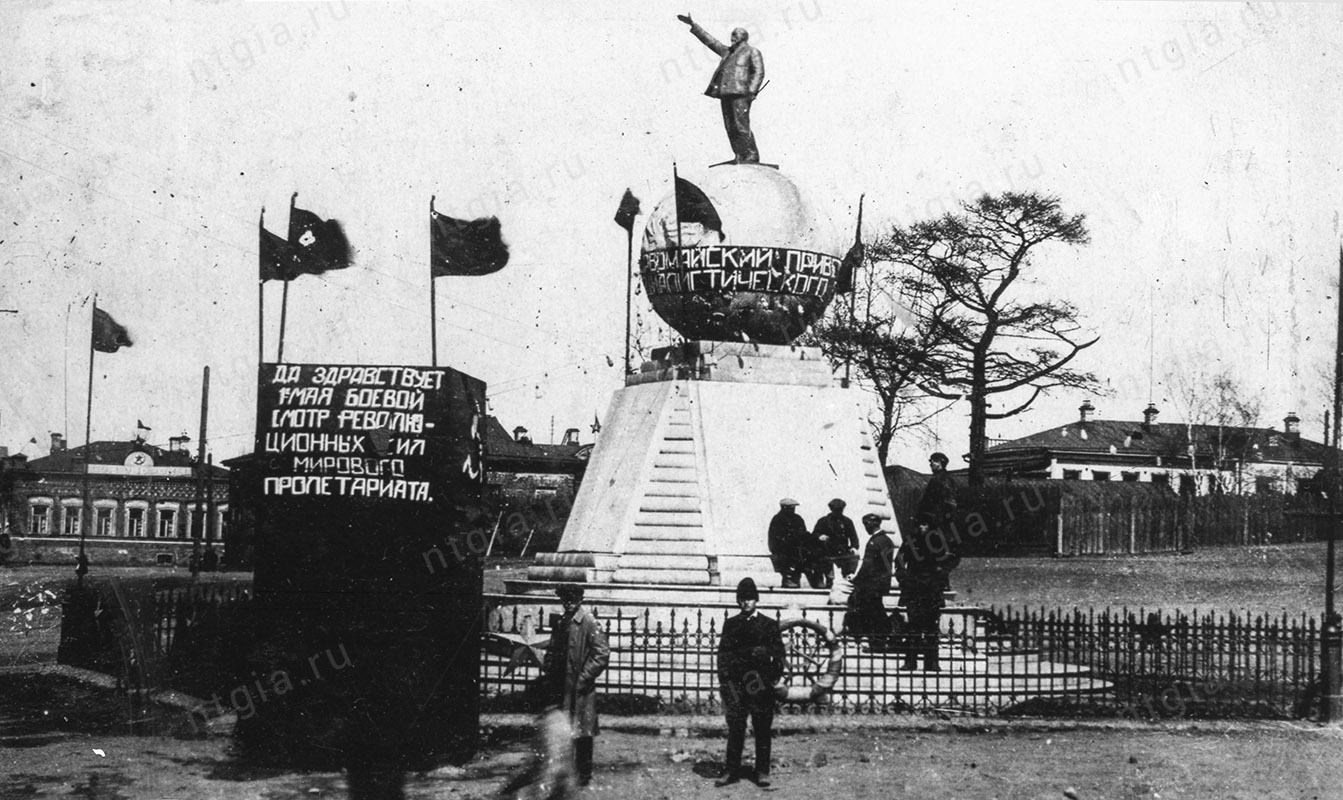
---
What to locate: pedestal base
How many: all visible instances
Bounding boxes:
[528,342,895,590]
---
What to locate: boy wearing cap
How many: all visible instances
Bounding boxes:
[811,498,860,588]
[543,585,610,786]
[716,578,785,787]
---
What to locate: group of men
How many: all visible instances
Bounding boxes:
[531,452,961,792]
[767,497,860,589]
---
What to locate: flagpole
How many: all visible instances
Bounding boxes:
[672,163,683,254]
[623,221,634,376]
[430,196,438,367]
[258,209,266,368]
[844,194,864,388]
[78,297,96,583]
[278,193,297,363]
[192,366,209,578]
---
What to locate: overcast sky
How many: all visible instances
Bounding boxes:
[2,0,1338,465]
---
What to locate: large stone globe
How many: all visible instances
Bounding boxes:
[639,165,846,344]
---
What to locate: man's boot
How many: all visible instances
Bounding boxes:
[575,736,594,786]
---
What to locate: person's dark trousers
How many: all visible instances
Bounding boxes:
[575,736,594,785]
[903,599,941,670]
[724,706,774,778]
[719,96,759,163]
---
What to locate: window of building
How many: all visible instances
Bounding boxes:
[62,502,83,537]
[96,506,114,537]
[1092,471,1112,481]
[29,501,52,536]
[127,506,146,538]
[1151,473,1170,487]
[156,507,178,539]
[1255,476,1275,495]
[1062,469,1082,480]
[1121,471,1140,482]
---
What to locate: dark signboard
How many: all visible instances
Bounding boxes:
[640,245,841,298]
[239,362,487,769]
[251,362,486,595]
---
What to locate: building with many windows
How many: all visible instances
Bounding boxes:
[2,433,229,566]
[980,403,1330,496]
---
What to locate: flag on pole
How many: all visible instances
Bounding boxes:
[259,223,298,282]
[430,199,509,277]
[835,194,865,295]
[287,203,352,277]
[614,189,641,232]
[673,176,723,241]
[137,420,151,431]
[92,307,133,353]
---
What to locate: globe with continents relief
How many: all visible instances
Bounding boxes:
[639,165,846,344]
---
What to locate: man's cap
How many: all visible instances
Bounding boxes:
[779,498,799,507]
[555,585,585,601]
[929,452,950,466]
[861,512,883,524]
[828,498,846,510]
[736,577,759,602]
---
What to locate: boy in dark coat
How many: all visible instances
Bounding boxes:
[846,513,897,650]
[716,578,785,787]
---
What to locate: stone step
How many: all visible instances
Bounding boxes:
[611,568,714,585]
[650,453,696,469]
[623,539,710,556]
[632,511,703,527]
[616,554,710,570]
[638,496,703,512]
[629,526,708,540]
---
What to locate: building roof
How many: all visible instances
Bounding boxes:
[482,416,590,473]
[24,440,229,478]
[987,418,1331,467]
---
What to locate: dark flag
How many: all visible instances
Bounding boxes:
[673,176,723,240]
[259,224,297,282]
[614,189,641,232]
[430,201,509,277]
[92,307,132,353]
[287,204,352,277]
[836,242,862,294]
[835,194,865,295]
[137,420,151,431]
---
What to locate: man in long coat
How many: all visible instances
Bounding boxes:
[716,577,785,787]
[897,452,962,670]
[767,498,808,588]
[677,14,766,164]
[543,585,610,786]
[846,513,897,649]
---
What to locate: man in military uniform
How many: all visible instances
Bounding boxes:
[677,14,766,164]
[716,578,785,787]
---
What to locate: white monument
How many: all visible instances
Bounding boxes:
[520,165,896,597]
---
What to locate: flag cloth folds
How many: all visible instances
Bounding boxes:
[287,205,352,277]
[835,242,862,294]
[673,177,723,240]
[137,420,151,431]
[259,224,298,282]
[614,189,641,232]
[92,307,132,353]
[430,206,509,277]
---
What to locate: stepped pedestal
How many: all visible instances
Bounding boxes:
[526,341,895,591]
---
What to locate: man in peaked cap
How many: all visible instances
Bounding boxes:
[543,585,610,786]
[767,498,807,588]
[810,498,860,588]
[846,513,898,651]
[715,578,785,787]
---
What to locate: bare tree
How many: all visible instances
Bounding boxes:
[1164,365,1264,492]
[807,255,958,465]
[877,192,1102,486]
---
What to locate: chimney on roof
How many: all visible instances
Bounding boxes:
[1284,411,1300,442]
[513,426,532,445]
[1078,400,1095,424]
[1142,403,1159,433]
[561,428,580,446]
[50,433,66,454]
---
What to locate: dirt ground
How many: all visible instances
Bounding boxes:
[2,718,1341,800]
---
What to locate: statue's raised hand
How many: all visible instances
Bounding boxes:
[677,13,693,25]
